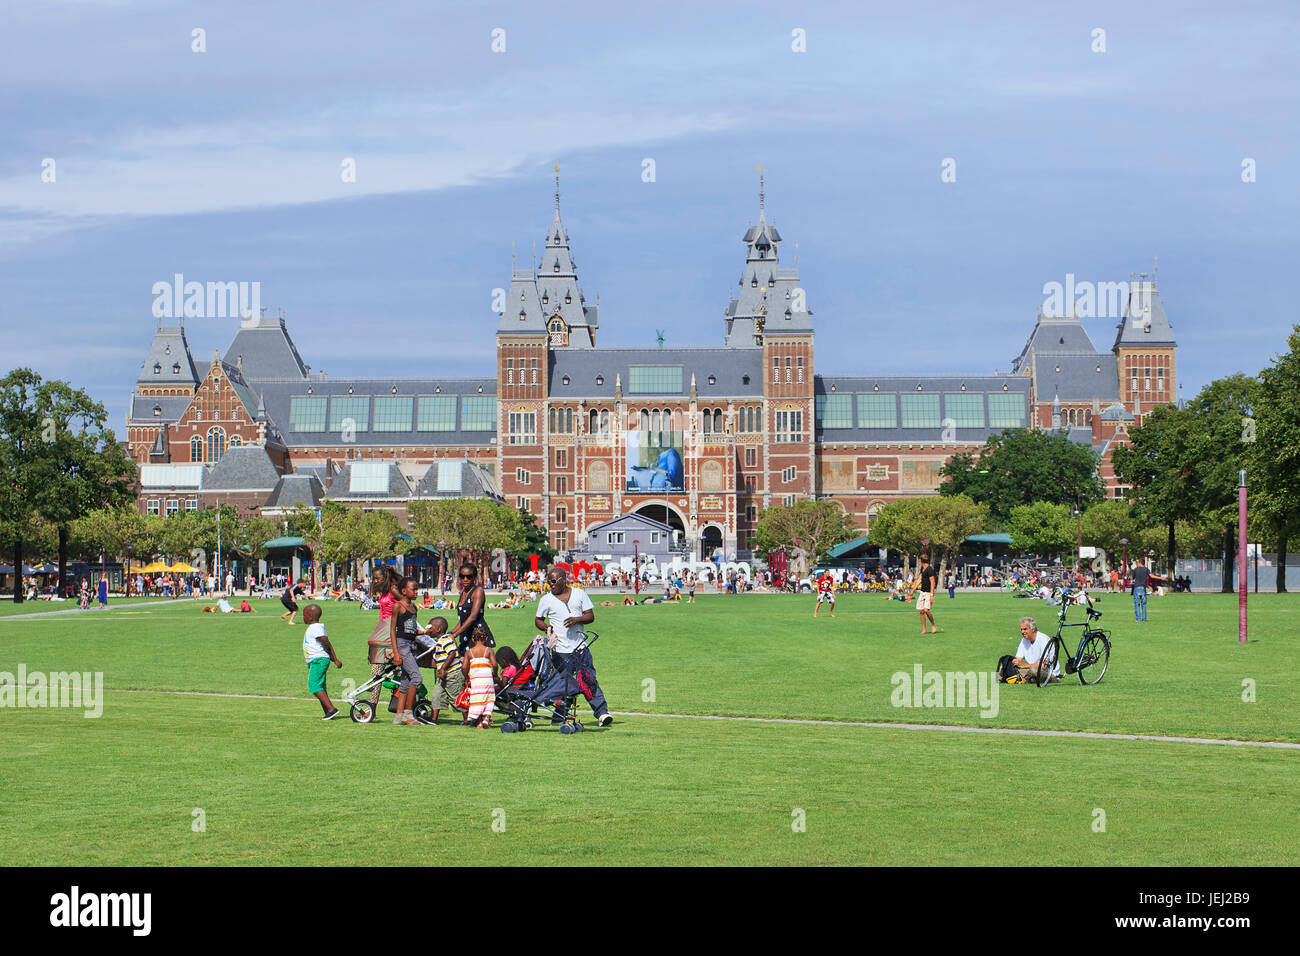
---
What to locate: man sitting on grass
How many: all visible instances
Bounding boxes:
[1011,616,1058,683]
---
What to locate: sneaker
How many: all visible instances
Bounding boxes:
[598,713,613,727]
[321,709,340,721]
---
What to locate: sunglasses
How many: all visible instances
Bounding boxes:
[459,573,474,579]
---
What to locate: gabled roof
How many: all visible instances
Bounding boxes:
[128,395,192,425]
[410,459,502,500]
[265,474,324,510]
[202,445,281,491]
[1099,403,1135,421]
[1011,314,1102,373]
[583,512,676,537]
[327,461,412,500]
[223,313,310,380]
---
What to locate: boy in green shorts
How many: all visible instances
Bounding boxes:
[425,616,464,726]
[302,604,343,720]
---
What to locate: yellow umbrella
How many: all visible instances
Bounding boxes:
[140,561,170,573]
[168,562,197,573]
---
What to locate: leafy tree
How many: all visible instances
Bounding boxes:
[0,369,135,601]
[1006,502,1075,558]
[752,500,856,571]
[1079,500,1140,568]
[939,428,1104,525]
[513,506,556,566]
[1111,402,1195,574]
[908,495,989,581]
[1250,326,1300,591]
[866,499,926,576]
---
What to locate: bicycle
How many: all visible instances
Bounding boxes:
[1037,589,1111,687]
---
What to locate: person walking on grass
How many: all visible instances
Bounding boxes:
[813,570,835,618]
[302,604,342,720]
[907,555,939,635]
[1132,557,1150,623]
[280,578,306,624]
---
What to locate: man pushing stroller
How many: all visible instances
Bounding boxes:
[535,568,614,728]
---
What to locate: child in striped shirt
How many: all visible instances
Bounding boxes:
[461,625,498,729]
[424,617,463,727]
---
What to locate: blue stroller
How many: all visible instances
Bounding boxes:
[498,631,601,735]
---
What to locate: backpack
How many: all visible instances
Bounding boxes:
[996,655,1019,683]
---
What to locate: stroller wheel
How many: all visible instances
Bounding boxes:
[350,701,375,723]
[559,723,577,735]
[501,721,519,733]
[411,701,433,724]
[574,721,585,732]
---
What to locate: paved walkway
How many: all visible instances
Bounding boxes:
[0,598,199,621]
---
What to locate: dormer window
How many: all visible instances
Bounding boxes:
[153,363,161,374]
[707,375,716,386]
[172,362,181,374]
[519,309,526,320]
[541,291,549,305]
[153,404,162,417]
[785,308,792,318]
[595,375,604,386]
[768,276,774,287]
[553,262,560,272]
[565,292,572,304]
[750,276,758,287]
[562,375,571,386]
[742,375,750,386]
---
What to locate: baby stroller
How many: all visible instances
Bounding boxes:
[345,645,435,724]
[486,631,601,735]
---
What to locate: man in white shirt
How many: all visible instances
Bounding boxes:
[535,568,612,726]
[1012,616,1059,682]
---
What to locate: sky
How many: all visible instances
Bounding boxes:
[2,0,1297,432]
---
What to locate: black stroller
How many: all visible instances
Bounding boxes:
[497,631,600,735]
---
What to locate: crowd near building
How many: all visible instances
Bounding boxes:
[126,175,1178,564]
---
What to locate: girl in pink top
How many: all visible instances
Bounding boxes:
[367,565,403,709]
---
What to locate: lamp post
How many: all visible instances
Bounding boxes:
[633,540,640,595]
[1120,538,1128,581]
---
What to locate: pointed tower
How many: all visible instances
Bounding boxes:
[725,174,811,348]
[501,168,598,349]
[1113,274,1177,421]
[126,320,201,463]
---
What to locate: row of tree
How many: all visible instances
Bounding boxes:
[1112,327,1300,590]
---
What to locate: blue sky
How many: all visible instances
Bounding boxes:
[2,0,1297,431]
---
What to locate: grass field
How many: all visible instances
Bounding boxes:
[1,590,1296,865]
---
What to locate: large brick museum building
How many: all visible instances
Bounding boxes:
[125,178,1178,563]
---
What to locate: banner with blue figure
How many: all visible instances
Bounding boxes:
[625,429,684,491]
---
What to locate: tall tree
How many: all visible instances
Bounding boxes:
[1250,326,1300,591]
[1006,502,1075,558]
[0,370,135,600]
[908,495,989,581]
[1111,402,1195,574]
[939,428,1104,525]
[753,500,857,570]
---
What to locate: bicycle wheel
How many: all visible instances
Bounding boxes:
[1076,632,1110,685]
[1036,638,1060,687]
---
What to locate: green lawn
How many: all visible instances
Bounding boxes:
[1,591,1296,865]
[0,595,189,616]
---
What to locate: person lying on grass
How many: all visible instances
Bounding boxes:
[302,604,343,719]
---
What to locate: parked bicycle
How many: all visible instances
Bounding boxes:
[1038,589,1111,686]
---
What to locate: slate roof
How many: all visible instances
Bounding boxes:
[409,459,503,500]
[813,374,1032,443]
[1099,403,1135,421]
[265,474,324,510]
[1032,353,1120,402]
[725,203,811,345]
[1114,279,1176,348]
[548,349,764,400]
[136,324,199,387]
[128,395,193,424]
[223,314,311,380]
[253,378,497,447]
[326,462,414,500]
[1011,314,1101,372]
[202,445,281,491]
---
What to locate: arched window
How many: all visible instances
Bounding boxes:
[640,409,649,431]
[702,409,711,434]
[207,426,227,463]
[190,436,203,462]
[590,409,599,434]
[713,409,723,433]
[651,409,661,434]
[599,409,609,434]
[1085,409,1092,425]
[229,435,242,448]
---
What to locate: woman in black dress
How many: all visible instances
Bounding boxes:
[447,562,493,654]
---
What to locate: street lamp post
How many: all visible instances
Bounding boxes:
[633,540,640,595]
[1120,538,1128,581]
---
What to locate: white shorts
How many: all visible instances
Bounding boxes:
[817,591,835,603]
[916,591,933,611]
